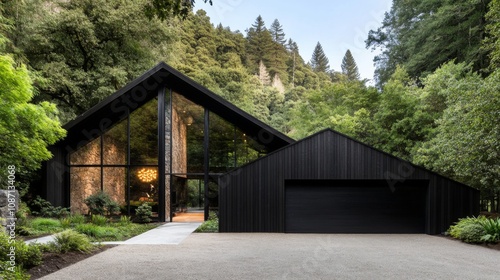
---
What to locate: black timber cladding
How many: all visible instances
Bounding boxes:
[219,129,479,234]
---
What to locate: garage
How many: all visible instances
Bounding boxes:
[219,129,479,234]
[285,180,427,233]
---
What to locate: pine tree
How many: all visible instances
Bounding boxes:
[341,49,360,81]
[270,19,286,45]
[246,15,274,74]
[287,38,299,54]
[267,19,288,85]
[310,42,330,73]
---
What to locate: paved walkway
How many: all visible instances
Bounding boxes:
[25,222,201,245]
[39,234,500,280]
[103,222,201,245]
[25,234,56,245]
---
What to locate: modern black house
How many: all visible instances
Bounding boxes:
[42,62,479,234]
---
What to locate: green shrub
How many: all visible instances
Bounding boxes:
[14,242,43,268]
[69,214,87,225]
[134,203,152,223]
[0,262,31,280]
[75,224,122,240]
[60,214,87,229]
[60,217,71,229]
[54,230,95,253]
[16,225,37,236]
[119,215,132,225]
[29,196,70,218]
[449,216,485,239]
[91,215,108,226]
[30,218,62,233]
[480,217,500,243]
[459,223,486,243]
[195,211,218,233]
[15,201,30,227]
[84,192,121,216]
[0,232,43,269]
[37,242,61,253]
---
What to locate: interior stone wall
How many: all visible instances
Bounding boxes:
[69,135,126,214]
[70,137,100,165]
[172,107,188,174]
[103,135,127,207]
[165,104,188,220]
[103,167,126,207]
[70,167,100,214]
[165,103,171,220]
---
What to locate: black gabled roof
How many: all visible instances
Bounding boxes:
[59,62,294,152]
[223,128,475,191]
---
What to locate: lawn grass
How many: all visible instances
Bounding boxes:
[18,218,64,236]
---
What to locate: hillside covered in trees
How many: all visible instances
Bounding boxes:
[0,0,499,211]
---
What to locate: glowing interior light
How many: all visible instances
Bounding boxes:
[137,168,157,182]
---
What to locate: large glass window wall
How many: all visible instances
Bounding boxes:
[69,89,269,221]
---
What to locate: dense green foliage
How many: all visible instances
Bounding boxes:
[54,229,95,253]
[145,0,212,20]
[367,0,490,86]
[8,0,173,121]
[0,55,65,194]
[480,217,500,242]
[135,203,153,223]
[0,232,43,268]
[84,192,121,216]
[29,196,70,218]
[195,211,219,232]
[90,214,109,226]
[448,216,500,243]
[0,262,31,280]
[485,0,500,69]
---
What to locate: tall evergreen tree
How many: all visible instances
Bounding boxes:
[485,0,500,70]
[310,42,330,73]
[267,19,288,85]
[366,0,490,86]
[270,19,286,45]
[246,15,274,74]
[341,49,360,81]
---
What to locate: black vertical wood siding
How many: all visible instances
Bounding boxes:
[45,145,68,207]
[219,129,479,234]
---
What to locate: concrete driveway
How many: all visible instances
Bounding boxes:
[41,233,500,280]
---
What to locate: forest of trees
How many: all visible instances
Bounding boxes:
[0,0,498,211]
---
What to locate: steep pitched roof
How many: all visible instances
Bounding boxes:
[223,128,474,190]
[59,62,294,151]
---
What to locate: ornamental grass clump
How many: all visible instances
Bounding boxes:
[54,229,94,253]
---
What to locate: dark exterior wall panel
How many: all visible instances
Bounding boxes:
[45,145,68,207]
[219,130,479,234]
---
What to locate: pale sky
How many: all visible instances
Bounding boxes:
[195,0,393,84]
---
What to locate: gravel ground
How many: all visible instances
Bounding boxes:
[41,233,500,280]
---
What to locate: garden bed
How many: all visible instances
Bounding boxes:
[28,245,116,279]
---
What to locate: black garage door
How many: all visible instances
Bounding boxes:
[285,180,427,233]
